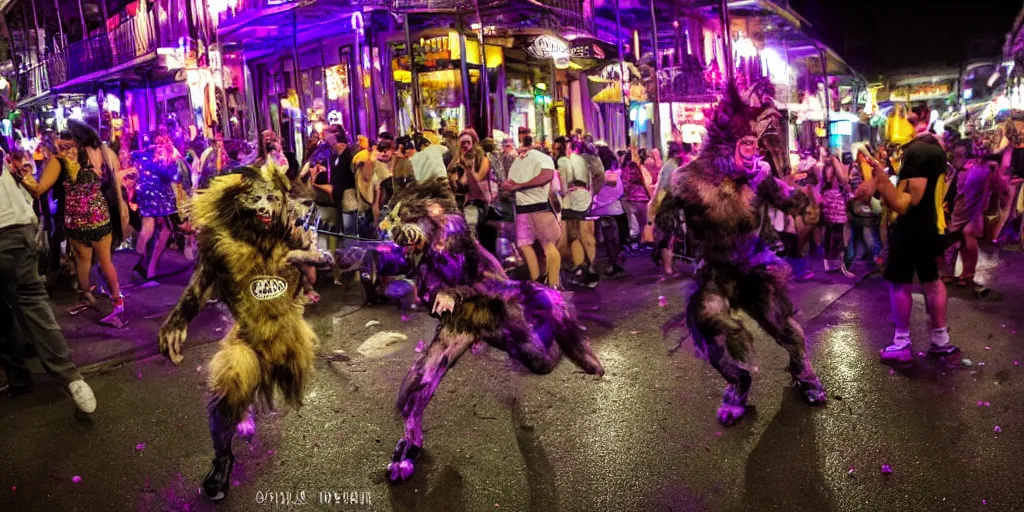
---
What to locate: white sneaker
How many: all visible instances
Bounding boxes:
[68,380,96,414]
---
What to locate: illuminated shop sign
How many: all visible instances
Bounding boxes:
[570,44,605,60]
[527,35,569,60]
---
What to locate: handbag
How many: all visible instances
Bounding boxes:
[888,104,914,145]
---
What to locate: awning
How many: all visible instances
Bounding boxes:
[51,53,157,94]
[16,91,52,109]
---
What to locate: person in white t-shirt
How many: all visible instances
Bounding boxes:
[503,136,561,288]
[555,137,598,286]
[409,137,449,183]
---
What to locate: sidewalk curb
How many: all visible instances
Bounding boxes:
[77,338,223,377]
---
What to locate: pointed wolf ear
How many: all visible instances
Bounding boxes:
[259,166,273,182]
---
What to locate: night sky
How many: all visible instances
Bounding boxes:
[789,0,1023,79]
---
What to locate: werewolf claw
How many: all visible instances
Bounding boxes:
[159,326,187,365]
[717,403,746,426]
[386,438,421,483]
[431,293,455,316]
[795,378,828,406]
[717,383,749,426]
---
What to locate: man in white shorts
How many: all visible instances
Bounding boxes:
[504,136,561,288]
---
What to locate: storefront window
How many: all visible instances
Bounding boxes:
[325,61,353,135]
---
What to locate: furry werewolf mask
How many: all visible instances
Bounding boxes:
[190,166,293,236]
[379,178,462,257]
[703,79,782,175]
[239,178,285,227]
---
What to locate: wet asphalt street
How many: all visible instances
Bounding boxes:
[1,248,1023,512]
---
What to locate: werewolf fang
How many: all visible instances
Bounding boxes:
[657,83,827,426]
[158,166,331,501]
[343,178,604,482]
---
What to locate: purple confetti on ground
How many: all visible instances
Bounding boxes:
[135,443,146,451]
[881,464,892,474]
[401,314,410,322]
[1015,361,1020,366]
[72,476,82,483]
[984,346,991,350]
[983,499,989,505]
[714,431,722,437]
[847,467,856,476]
[136,371,143,380]
[889,368,895,375]
[657,296,668,307]
[196,366,202,372]
[994,426,1002,433]
[232,480,241,487]
[415,339,426,353]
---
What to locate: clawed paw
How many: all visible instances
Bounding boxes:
[431,293,455,316]
[386,460,415,482]
[796,379,828,406]
[716,403,746,426]
[386,439,421,483]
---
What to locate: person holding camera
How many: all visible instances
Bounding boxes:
[448,130,497,253]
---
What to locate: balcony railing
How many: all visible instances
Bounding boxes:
[656,62,719,102]
[16,61,50,101]
[48,13,156,88]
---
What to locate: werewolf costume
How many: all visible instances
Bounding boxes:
[657,84,827,426]
[350,178,604,482]
[158,166,331,500]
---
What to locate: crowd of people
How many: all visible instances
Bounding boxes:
[2,101,1024,414]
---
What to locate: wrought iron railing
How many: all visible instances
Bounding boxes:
[17,61,50,100]
[656,61,719,102]
[45,52,67,90]
[47,14,156,88]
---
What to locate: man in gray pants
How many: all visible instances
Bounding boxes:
[0,154,95,414]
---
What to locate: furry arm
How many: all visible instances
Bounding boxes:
[159,259,216,364]
[756,172,809,216]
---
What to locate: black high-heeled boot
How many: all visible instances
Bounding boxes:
[202,452,235,501]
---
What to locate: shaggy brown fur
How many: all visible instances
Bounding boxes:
[364,178,604,483]
[159,166,328,500]
[655,84,825,428]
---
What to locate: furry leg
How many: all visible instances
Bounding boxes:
[519,283,603,375]
[553,316,604,375]
[688,288,754,426]
[389,326,474,482]
[203,337,261,500]
[745,285,827,405]
[502,315,563,375]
